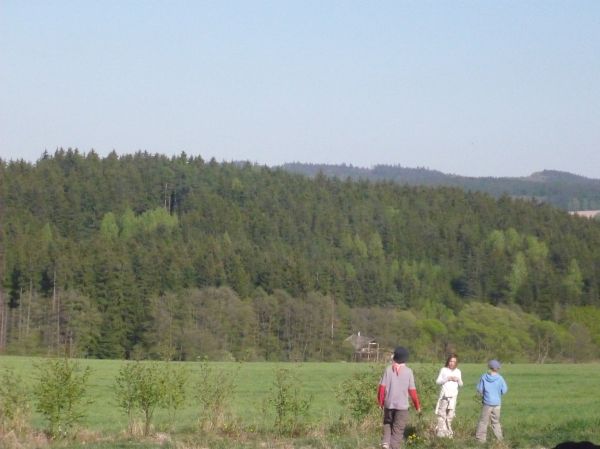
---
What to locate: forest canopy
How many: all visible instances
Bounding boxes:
[1,149,599,361]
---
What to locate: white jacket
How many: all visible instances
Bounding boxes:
[435,367,463,413]
[436,367,463,397]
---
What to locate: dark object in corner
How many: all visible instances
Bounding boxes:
[553,442,600,449]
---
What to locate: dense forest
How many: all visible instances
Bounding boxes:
[282,163,600,211]
[1,150,600,362]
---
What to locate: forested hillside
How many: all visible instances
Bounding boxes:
[1,150,600,362]
[282,163,600,210]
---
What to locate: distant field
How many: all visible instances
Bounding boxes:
[1,356,599,448]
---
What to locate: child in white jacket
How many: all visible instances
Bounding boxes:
[435,354,463,438]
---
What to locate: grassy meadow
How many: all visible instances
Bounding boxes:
[1,356,599,449]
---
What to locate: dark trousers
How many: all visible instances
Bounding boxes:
[382,408,409,449]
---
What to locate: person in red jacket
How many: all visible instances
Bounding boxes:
[378,346,421,449]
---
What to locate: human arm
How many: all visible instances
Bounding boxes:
[377,384,386,408]
[409,388,421,412]
[377,370,388,408]
[476,376,484,395]
[435,368,446,385]
[456,369,463,387]
[439,367,462,384]
[409,370,421,412]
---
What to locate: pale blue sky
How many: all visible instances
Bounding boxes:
[2,1,599,177]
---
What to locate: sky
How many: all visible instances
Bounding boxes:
[1,1,599,178]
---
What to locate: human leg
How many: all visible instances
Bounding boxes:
[390,409,409,449]
[435,398,450,437]
[489,406,503,441]
[475,405,492,442]
[436,414,448,437]
[446,407,456,438]
[382,408,393,448]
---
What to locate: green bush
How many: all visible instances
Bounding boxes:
[268,367,312,435]
[33,358,91,438]
[195,361,237,430]
[335,365,380,424]
[412,363,440,412]
[115,361,173,436]
[0,368,31,435]
[163,363,190,427]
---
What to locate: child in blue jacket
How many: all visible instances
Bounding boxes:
[475,359,508,443]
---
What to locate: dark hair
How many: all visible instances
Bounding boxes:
[445,354,458,368]
[393,346,409,363]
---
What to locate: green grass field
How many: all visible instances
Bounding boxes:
[1,356,599,449]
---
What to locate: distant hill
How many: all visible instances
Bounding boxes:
[3,150,600,361]
[280,164,600,211]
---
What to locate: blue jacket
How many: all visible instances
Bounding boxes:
[477,372,507,406]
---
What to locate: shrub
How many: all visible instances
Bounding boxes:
[115,361,169,436]
[335,365,380,425]
[268,367,312,435]
[163,363,190,428]
[412,363,439,412]
[33,358,91,438]
[0,368,31,435]
[195,362,236,430]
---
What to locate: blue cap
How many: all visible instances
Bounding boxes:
[488,359,501,370]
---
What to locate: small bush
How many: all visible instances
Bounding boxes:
[268,367,312,436]
[195,362,237,430]
[115,361,173,436]
[163,363,190,429]
[412,363,440,412]
[0,368,31,435]
[335,365,380,426]
[33,358,92,438]
[114,362,141,434]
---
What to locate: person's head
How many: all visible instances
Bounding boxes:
[445,354,458,369]
[393,346,409,364]
[488,359,501,372]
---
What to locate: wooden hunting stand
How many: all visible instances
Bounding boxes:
[345,332,380,362]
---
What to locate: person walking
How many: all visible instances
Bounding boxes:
[377,346,421,449]
[435,353,463,438]
[475,359,508,443]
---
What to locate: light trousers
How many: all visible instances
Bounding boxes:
[435,396,456,437]
[475,404,503,442]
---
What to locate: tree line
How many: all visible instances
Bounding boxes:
[1,149,600,360]
[282,163,600,210]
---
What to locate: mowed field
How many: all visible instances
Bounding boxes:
[1,356,599,449]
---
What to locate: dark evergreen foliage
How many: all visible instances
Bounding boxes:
[1,150,600,360]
